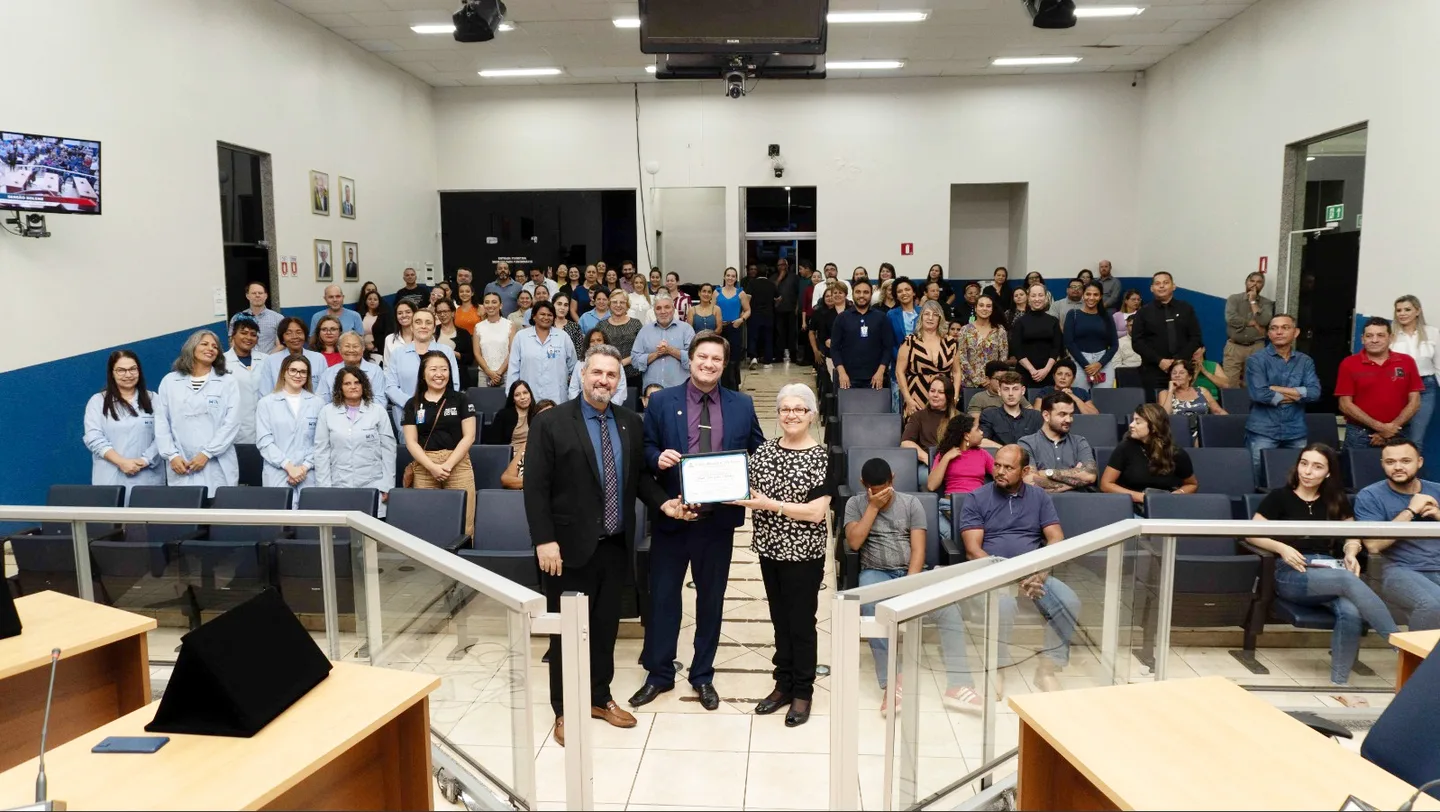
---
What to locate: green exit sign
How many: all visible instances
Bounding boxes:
[1325,204,1344,222]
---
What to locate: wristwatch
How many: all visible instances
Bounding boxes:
[1045,469,1055,478]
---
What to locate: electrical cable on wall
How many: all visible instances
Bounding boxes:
[632,82,654,272]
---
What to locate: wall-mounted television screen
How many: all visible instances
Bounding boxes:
[0,130,101,214]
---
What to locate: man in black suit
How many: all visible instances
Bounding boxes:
[526,343,693,747]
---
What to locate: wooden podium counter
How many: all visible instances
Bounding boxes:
[0,661,440,810]
[1391,629,1440,692]
[0,591,155,771]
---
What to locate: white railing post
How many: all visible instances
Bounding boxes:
[1154,535,1178,681]
[508,609,537,808]
[317,524,340,660]
[362,533,383,664]
[980,589,1000,790]
[898,617,922,808]
[70,521,93,602]
[1100,542,1124,682]
[559,592,594,811]
[828,594,861,811]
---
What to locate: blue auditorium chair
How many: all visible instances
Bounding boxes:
[273,487,380,616]
[6,484,124,599]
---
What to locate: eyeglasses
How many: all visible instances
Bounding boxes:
[113,367,139,375]
[286,369,308,377]
[778,407,812,416]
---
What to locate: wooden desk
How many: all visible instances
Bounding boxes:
[1008,676,1435,810]
[1392,629,1440,692]
[0,661,439,810]
[0,591,155,772]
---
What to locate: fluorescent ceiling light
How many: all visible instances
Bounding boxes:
[1073,6,1145,17]
[991,56,1082,66]
[1307,156,1316,161]
[827,11,928,23]
[827,60,905,70]
[613,17,640,28]
[645,65,656,73]
[412,22,512,33]
[478,68,562,77]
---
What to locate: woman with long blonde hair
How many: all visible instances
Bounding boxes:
[1393,294,1439,452]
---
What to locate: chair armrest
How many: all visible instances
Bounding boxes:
[841,547,859,590]
[940,534,963,566]
[1286,711,1353,739]
[1,526,44,543]
[444,534,470,553]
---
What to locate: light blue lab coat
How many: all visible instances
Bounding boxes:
[314,401,396,515]
[313,359,388,413]
[82,391,164,494]
[506,327,575,405]
[257,348,330,393]
[153,370,241,494]
[254,390,324,499]
[223,348,269,444]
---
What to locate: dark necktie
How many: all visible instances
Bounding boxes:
[698,393,713,453]
[597,412,621,535]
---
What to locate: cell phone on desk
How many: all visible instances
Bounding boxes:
[92,736,169,754]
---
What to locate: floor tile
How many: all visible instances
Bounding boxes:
[630,749,750,807]
[532,746,643,805]
[647,712,754,751]
[750,711,830,754]
[744,752,829,810]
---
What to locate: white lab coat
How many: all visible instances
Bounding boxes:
[313,359,388,413]
[314,401,396,515]
[153,370,241,495]
[254,391,324,500]
[223,348,269,444]
[82,391,165,494]
[257,348,330,393]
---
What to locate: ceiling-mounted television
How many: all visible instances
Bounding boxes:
[0,130,102,215]
[639,0,828,55]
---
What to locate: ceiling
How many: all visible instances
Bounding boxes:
[274,0,1260,87]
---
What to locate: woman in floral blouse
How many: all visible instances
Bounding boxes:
[958,293,1008,388]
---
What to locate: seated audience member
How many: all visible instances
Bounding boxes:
[255,354,323,501]
[902,378,958,469]
[315,332,387,412]
[499,399,554,490]
[959,444,1080,692]
[1189,345,1230,396]
[1354,437,1440,631]
[83,350,164,494]
[927,413,994,541]
[568,328,628,405]
[223,316,267,444]
[1338,316,1423,450]
[1112,315,1142,370]
[1158,357,1227,442]
[846,458,980,713]
[1101,403,1198,508]
[641,383,663,410]
[310,314,344,368]
[259,316,329,392]
[402,350,477,536]
[485,379,538,453]
[1247,443,1397,685]
[315,366,395,514]
[1019,392,1097,494]
[1029,360,1100,415]
[980,371,1042,448]
[966,361,1011,414]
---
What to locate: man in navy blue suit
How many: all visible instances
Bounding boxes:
[630,331,765,710]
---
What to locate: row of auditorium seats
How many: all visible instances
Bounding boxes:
[236,442,516,494]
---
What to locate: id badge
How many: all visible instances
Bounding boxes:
[416,407,425,423]
[547,347,558,359]
[860,324,870,339]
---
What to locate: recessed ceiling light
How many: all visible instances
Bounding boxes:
[478,68,563,77]
[412,22,512,33]
[613,17,640,28]
[991,56,1083,66]
[827,11,929,23]
[827,60,905,70]
[645,65,656,73]
[1073,6,1145,18]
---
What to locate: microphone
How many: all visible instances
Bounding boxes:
[35,648,59,805]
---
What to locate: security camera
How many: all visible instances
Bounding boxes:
[5,212,49,238]
[774,165,784,179]
[724,70,745,99]
[770,152,785,178]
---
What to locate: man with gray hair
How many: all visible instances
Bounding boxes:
[309,284,364,335]
[631,293,695,390]
[526,343,694,746]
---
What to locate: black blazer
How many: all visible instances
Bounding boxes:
[524,398,669,568]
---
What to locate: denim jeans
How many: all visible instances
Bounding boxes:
[1381,567,1440,632]
[1273,556,1398,683]
[859,568,973,689]
[1411,375,1438,454]
[1344,424,1378,451]
[997,576,1081,668]
[1245,431,1307,483]
[938,495,953,543]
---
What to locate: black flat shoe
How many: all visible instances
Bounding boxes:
[695,683,720,711]
[755,689,793,715]
[628,682,673,708]
[785,698,812,727]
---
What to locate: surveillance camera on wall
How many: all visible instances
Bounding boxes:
[724,70,745,99]
[5,212,49,238]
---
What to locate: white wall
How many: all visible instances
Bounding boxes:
[949,184,1020,279]
[434,74,1142,284]
[1137,0,1428,315]
[654,187,727,277]
[0,0,439,372]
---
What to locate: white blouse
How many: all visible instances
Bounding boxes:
[1392,325,1440,377]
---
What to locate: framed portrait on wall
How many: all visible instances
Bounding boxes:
[342,241,359,282]
[310,170,330,216]
[339,176,355,219]
[315,239,333,281]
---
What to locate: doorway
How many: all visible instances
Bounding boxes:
[217,144,275,315]
[1282,127,1366,414]
[741,185,817,273]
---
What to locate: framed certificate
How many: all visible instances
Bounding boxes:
[679,450,751,505]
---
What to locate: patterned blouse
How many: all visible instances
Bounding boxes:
[958,322,1009,388]
[748,439,835,562]
[900,334,957,407]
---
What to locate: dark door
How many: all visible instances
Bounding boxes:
[1295,230,1361,414]
[218,146,271,314]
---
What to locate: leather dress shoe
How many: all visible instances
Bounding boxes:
[592,700,638,728]
[629,683,673,708]
[695,683,720,711]
[754,689,793,715]
[785,698,812,728]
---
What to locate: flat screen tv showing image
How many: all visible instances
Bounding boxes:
[0,130,101,214]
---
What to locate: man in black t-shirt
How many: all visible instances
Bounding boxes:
[980,372,1042,447]
[747,267,779,369]
[774,258,800,364]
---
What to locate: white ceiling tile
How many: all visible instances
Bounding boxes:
[278,0,392,13]
[1099,31,1200,46]
[1164,18,1225,32]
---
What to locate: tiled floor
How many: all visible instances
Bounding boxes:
[79,363,1402,810]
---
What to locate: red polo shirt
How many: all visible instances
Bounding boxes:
[1335,351,1423,424]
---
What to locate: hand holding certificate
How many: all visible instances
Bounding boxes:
[679,450,751,505]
